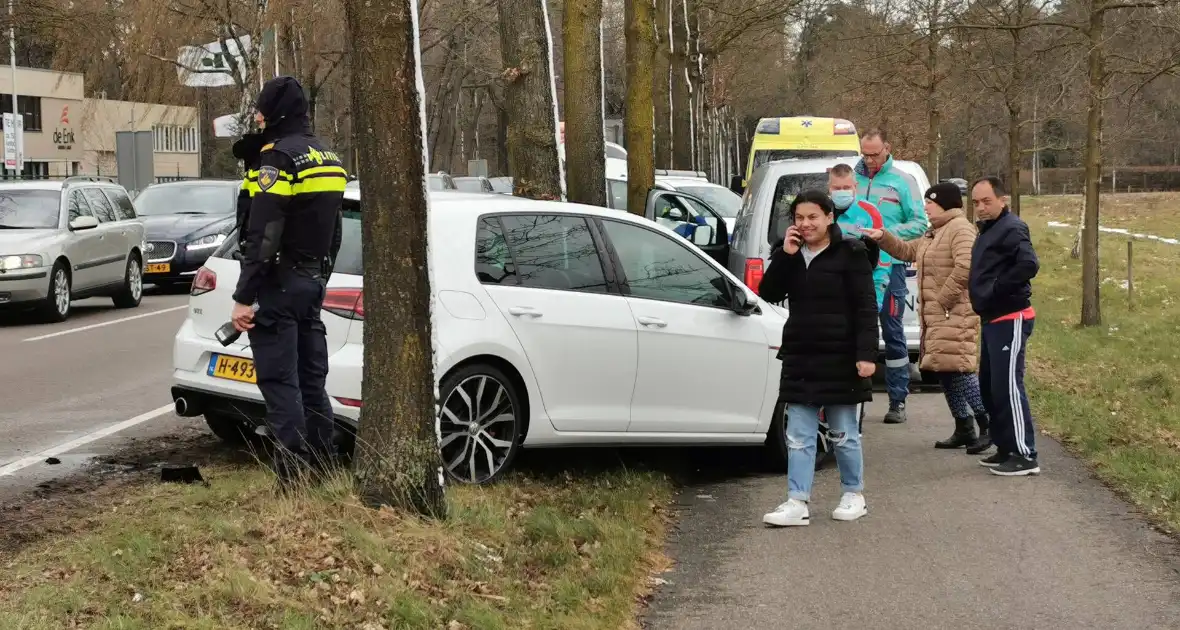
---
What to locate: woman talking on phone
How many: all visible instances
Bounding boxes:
[758,189,880,527]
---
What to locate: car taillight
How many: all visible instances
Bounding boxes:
[743,258,764,292]
[334,397,362,408]
[833,119,857,135]
[323,287,364,320]
[191,267,216,296]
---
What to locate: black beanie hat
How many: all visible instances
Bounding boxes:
[925,182,963,211]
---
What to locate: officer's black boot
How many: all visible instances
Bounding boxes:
[934,415,977,449]
[965,413,993,455]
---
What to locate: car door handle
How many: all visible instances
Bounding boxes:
[637,316,667,328]
[508,306,542,318]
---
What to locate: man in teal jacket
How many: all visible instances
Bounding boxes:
[854,129,928,424]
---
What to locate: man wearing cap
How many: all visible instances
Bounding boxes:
[229,76,349,487]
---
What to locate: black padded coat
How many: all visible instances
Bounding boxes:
[758,224,880,406]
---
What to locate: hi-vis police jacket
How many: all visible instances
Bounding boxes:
[232,134,348,306]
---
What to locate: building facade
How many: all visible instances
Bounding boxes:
[0,66,199,180]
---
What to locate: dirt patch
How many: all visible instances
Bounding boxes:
[0,426,256,558]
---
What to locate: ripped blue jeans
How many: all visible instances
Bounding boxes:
[787,404,864,502]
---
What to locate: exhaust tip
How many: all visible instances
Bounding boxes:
[174,397,198,417]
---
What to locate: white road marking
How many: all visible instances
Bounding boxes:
[0,404,175,477]
[22,305,188,342]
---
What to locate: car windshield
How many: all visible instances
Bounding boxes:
[133,184,236,216]
[753,149,858,170]
[427,175,447,191]
[0,189,61,229]
[767,172,830,244]
[676,185,741,218]
[489,177,513,193]
[454,178,485,193]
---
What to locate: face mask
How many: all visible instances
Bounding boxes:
[831,190,855,211]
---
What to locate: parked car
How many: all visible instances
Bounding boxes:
[488,177,513,195]
[0,176,145,321]
[453,176,496,194]
[346,173,458,194]
[606,171,743,239]
[723,157,930,367]
[172,189,792,484]
[132,179,239,288]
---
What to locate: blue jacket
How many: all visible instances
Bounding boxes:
[969,209,1039,321]
[835,199,891,309]
[854,156,929,244]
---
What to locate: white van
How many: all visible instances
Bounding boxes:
[725,157,931,367]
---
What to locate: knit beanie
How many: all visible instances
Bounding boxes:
[924,182,963,210]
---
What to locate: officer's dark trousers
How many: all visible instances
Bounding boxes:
[248,268,335,477]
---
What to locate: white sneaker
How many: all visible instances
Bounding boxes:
[762,499,809,527]
[831,492,867,521]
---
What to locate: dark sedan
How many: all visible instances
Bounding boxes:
[133,180,239,287]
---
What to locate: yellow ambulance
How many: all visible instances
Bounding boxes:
[732,116,860,192]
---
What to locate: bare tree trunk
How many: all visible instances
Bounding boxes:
[669,0,692,170]
[1006,101,1022,216]
[344,0,445,517]
[563,0,606,206]
[496,104,510,176]
[1081,9,1104,327]
[625,0,655,216]
[498,0,563,199]
[653,0,672,167]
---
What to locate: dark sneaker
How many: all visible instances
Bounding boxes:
[883,401,907,424]
[989,456,1041,476]
[978,452,1009,468]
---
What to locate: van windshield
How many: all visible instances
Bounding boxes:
[753,149,858,171]
[767,173,829,244]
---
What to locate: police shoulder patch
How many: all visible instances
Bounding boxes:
[260,142,275,152]
[258,165,279,191]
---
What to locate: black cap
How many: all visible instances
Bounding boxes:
[925,182,963,210]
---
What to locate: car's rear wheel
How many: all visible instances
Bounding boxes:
[39,262,71,323]
[112,256,143,309]
[437,364,524,484]
[204,411,256,445]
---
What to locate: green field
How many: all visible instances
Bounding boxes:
[1023,193,1180,532]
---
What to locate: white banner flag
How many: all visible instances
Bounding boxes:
[177,35,252,88]
[3,113,21,171]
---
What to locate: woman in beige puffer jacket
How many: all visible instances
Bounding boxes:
[863,182,990,452]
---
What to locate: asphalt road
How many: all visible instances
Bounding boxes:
[0,289,199,503]
[644,394,1180,630]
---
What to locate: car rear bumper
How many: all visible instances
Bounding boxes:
[0,268,50,306]
[172,318,361,426]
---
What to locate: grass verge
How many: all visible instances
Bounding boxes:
[0,466,672,629]
[1023,194,1180,532]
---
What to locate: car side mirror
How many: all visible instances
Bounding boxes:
[731,286,758,315]
[69,215,100,231]
[692,224,715,246]
[729,175,745,195]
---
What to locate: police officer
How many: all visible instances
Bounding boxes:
[230,76,348,485]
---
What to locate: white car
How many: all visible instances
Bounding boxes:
[171,189,793,483]
[606,170,742,237]
[0,177,145,321]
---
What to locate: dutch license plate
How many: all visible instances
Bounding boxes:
[208,354,257,384]
[146,263,171,273]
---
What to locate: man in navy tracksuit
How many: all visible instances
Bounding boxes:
[968,177,1041,476]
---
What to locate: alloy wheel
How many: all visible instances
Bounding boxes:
[129,260,143,301]
[53,269,70,316]
[438,374,517,483]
